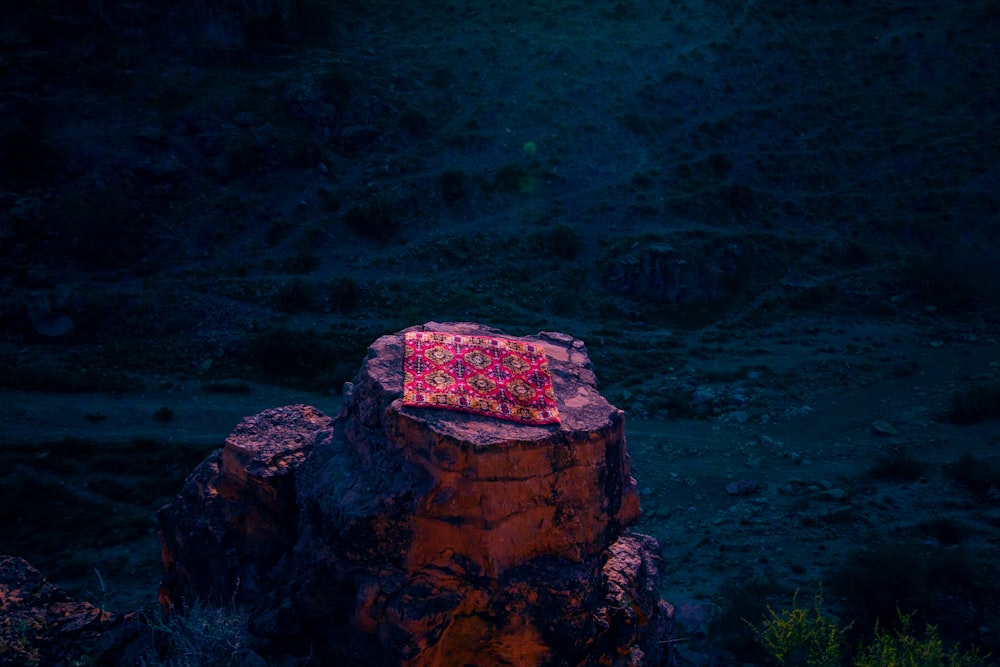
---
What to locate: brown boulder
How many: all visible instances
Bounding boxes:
[0,555,143,666]
[158,403,331,610]
[158,322,675,665]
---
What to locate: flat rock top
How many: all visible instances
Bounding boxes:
[366,322,620,447]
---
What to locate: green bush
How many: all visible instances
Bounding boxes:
[751,596,992,667]
[853,610,989,667]
[750,591,848,667]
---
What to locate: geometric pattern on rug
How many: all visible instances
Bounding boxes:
[402,331,561,425]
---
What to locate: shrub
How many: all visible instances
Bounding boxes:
[750,590,848,667]
[854,610,990,667]
[751,597,992,667]
[328,276,361,313]
[343,194,398,241]
[153,406,175,422]
[493,163,534,194]
[141,599,253,667]
[280,251,322,275]
[398,106,431,137]
[899,247,1000,316]
[439,168,467,207]
[242,325,369,391]
[530,223,584,260]
[941,381,1000,425]
[830,541,992,646]
[273,277,322,313]
[946,452,999,501]
[913,516,973,546]
[200,380,253,394]
[713,574,788,660]
[866,444,927,482]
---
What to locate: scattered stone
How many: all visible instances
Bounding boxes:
[822,488,848,502]
[22,291,74,337]
[725,479,759,496]
[672,599,722,638]
[725,410,750,424]
[822,505,855,523]
[870,420,897,436]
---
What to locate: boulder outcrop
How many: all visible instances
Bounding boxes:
[158,403,331,610]
[0,555,144,666]
[157,322,675,666]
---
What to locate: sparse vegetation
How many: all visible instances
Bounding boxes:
[200,380,253,394]
[941,381,1000,425]
[830,541,994,647]
[153,406,175,422]
[530,223,584,260]
[854,611,991,667]
[493,163,533,194]
[439,168,468,207]
[913,516,973,546]
[750,590,848,667]
[946,452,999,502]
[243,325,370,391]
[343,194,399,241]
[140,599,254,667]
[750,595,992,667]
[0,438,213,601]
[713,575,789,659]
[866,444,927,482]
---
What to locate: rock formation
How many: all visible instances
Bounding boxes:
[0,555,143,666]
[158,403,331,610]
[157,322,675,666]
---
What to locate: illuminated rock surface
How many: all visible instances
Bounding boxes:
[157,322,673,665]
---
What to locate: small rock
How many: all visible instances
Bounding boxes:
[823,505,855,522]
[871,420,897,436]
[725,479,758,496]
[726,410,750,424]
[822,488,847,502]
[673,599,722,638]
[234,111,256,127]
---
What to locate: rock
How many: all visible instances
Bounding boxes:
[725,479,759,496]
[822,488,847,502]
[821,505,855,523]
[158,322,674,665]
[0,555,145,665]
[158,404,331,610]
[870,420,897,436]
[603,239,742,306]
[22,291,74,337]
[672,599,721,638]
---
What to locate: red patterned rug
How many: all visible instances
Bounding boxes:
[402,331,561,425]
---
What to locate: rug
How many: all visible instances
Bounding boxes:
[402,331,561,425]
